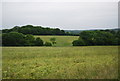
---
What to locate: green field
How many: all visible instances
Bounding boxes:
[2,46,118,79]
[35,35,79,47]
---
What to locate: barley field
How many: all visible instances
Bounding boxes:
[2,46,118,79]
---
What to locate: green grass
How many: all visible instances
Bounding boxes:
[2,46,118,79]
[35,35,79,47]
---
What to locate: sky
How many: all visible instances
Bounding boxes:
[1,0,119,30]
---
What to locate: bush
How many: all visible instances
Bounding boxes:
[72,39,85,46]
[50,38,56,44]
[25,34,35,46]
[34,37,44,46]
[44,42,52,46]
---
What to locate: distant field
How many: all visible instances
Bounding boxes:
[2,46,118,79]
[35,35,79,47]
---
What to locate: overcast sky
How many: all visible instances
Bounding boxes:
[1,0,119,30]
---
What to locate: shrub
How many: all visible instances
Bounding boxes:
[34,37,44,46]
[44,42,52,46]
[25,34,35,46]
[50,38,56,44]
[72,39,85,46]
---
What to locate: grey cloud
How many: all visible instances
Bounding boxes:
[2,2,118,30]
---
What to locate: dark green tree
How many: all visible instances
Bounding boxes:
[79,31,97,45]
[2,25,67,35]
[2,32,26,46]
[72,39,85,46]
[34,37,44,46]
[25,34,35,46]
[73,30,119,46]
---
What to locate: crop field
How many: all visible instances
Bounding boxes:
[2,46,118,79]
[35,35,79,46]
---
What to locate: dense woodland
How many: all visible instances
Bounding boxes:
[1,25,120,46]
[2,25,78,36]
[72,30,120,46]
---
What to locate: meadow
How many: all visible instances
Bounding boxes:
[35,35,79,47]
[2,46,118,79]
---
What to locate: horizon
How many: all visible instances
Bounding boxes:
[1,24,119,31]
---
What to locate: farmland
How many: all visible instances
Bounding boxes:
[2,46,118,79]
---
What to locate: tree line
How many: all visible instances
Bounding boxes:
[1,25,120,46]
[2,25,78,36]
[2,32,53,46]
[72,30,120,46]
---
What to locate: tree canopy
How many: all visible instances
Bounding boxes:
[72,30,120,46]
[2,25,66,35]
[2,32,44,46]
